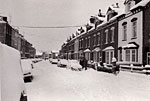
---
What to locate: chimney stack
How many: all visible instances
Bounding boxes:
[116,3,119,8]
[2,17,7,22]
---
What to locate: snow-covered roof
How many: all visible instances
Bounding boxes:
[130,0,150,10]
[97,16,106,21]
[51,50,59,53]
[69,26,87,41]
[122,43,137,49]
[107,3,121,13]
[108,3,125,19]
[0,20,6,23]
[97,4,124,27]
[109,12,125,21]
[124,0,131,4]
[64,41,67,44]
[84,49,91,52]
[93,47,100,52]
[36,51,42,55]
[103,46,114,51]
[0,19,6,23]
[88,26,95,32]
[97,19,107,28]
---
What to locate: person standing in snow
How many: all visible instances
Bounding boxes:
[79,56,88,70]
[111,57,120,75]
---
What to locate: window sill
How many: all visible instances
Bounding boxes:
[131,37,137,40]
[111,41,114,43]
[122,39,127,41]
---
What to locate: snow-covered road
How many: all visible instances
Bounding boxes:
[26,60,150,101]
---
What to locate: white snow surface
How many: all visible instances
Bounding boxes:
[26,60,150,101]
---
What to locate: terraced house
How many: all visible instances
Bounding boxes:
[60,0,150,66]
[0,16,36,58]
[118,0,150,65]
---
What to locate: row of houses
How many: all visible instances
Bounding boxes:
[60,0,150,66]
[0,16,36,58]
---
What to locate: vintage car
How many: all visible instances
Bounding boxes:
[0,43,27,101]
[57,59,69,67]
[21,59,33,82]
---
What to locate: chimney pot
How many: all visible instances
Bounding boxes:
[116,3,119,8]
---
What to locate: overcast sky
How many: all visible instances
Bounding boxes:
[0,0,124,52]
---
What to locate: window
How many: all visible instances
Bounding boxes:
[132,20,137,38]
[87,38,89,47]
[81,39,83,48]
[97,32,100,45]
[122,24,127,41]
[110,51,113,63]
[125,49,130,62]
[111,27,115,42]
[132,49,136,62]
[94,35,96,46]
[79,40,81,49]
[128,2,131,11]
[125,49,138,62]
[105,30,108,44]
[88,37,90,47]
[99,52,101,61]
[118,49,122,61]
[106,51,109,64]
[85,38,87,48]
[79,39,81,48]
[82,39,84,48]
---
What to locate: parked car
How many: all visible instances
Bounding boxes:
[21,59,33,82]
[57,59,68,67]
[31,58,42,63]
[88,61,96,70]
[97,63,114,73]
[142,65,150,74]
[0,43,27,101]
[68,60,82,71]
[51,58,58,64]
